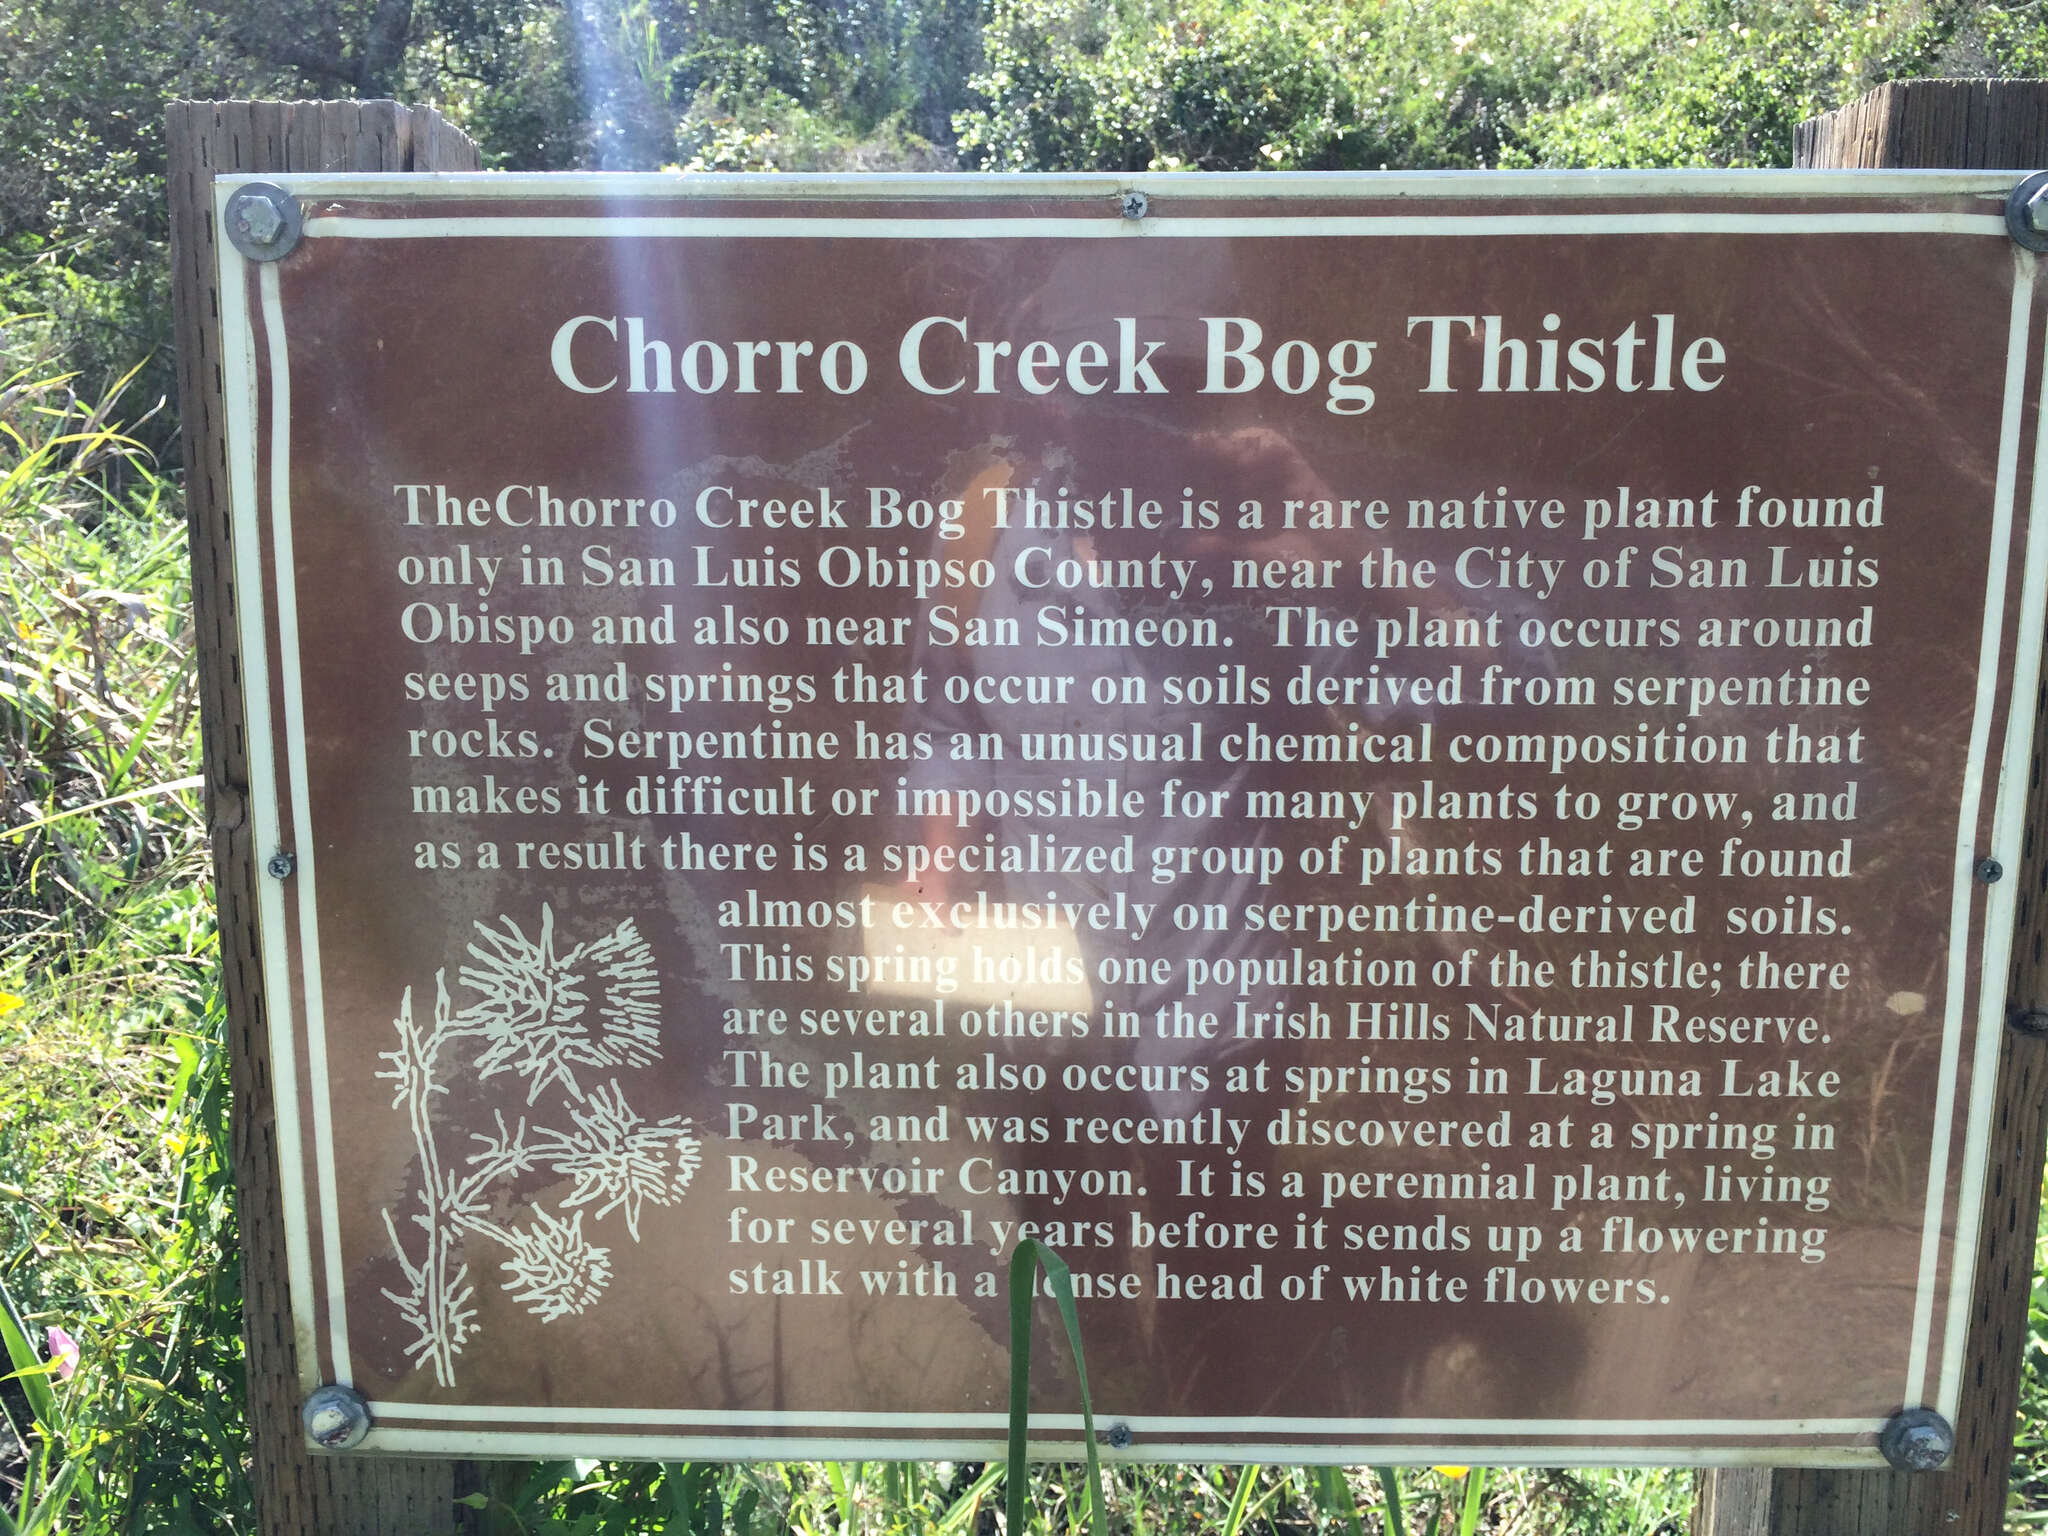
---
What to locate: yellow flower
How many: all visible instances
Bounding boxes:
[0,992,23,1016]
[1433,1466,1470,1478]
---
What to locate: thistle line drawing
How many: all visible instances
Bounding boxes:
[377,904,699,1386]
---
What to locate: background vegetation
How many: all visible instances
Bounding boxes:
[5,0,2048,1529]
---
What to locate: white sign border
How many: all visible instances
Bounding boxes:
[213,170,2044,1464]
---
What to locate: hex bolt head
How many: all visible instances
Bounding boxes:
[236,198,284,245]
[1977,857,2004,884]
[303,1383,371,1451]
[266,851,296,879]
[1121,190,1149,221]
[1103,1421,1134,1448]
[224,183,304,262]
[2008,172,2048,252]
[2009,1004,2048,1037]
[1878,1406,1953,1472]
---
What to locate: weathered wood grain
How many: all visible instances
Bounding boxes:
[167,99,480,1536]
[1696,81,2048,1536]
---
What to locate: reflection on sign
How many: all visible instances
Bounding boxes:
[219,175,2046,1463]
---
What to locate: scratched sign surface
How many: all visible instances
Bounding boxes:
[218,172,2047,1462]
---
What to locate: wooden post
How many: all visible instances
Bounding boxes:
[1694,77,2048,1536]
[166,100,484,1536]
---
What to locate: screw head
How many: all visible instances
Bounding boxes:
[303,1383,371,1451]
[266,851,296,879]
[1878,1406,1953,1472]
[1103,1421,1133,1448]
[224,183,303,261]
[1121,190,1149,221]
[1977,857,2004,884]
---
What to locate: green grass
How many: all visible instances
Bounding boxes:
[0,306,2033,1535]
[446,1461,1691,1534]
[0,313,243,1534]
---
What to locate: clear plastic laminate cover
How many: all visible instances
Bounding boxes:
[215,172,2048,1463]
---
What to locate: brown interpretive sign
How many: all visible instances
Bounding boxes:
[216,172,2048,1464]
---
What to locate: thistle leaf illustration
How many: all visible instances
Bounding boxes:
[375,975,451,1111]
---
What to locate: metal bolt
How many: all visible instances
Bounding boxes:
[2007,172,2048,252]
[1977,857,2004,884]
[236,198,284,246]
[2009,1004,2048,1037]
[1121,191,1149,221]
[1103,1421,1133,1448]
[1878,1406,1954,1472]
[224,183,303,262]
[266,851,296,879]
[303,1383,371,1451]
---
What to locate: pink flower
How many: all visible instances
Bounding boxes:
[45,1325,78,1381]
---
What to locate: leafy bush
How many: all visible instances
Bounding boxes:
[1502,0,1990,168]
[958,0,2048,174]
[0,0,288,464]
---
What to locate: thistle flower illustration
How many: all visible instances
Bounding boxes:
[497,1207,613,1322]
[378,905,688,1384]
[538,1079,701,1240]
[456,906,661,1103]
[582,918,662,1067]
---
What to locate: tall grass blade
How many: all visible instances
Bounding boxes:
[1374,1468,1406,1536]
[0,1267,56,1430]
[0,774,202,844]
[1311,1467,1366,1536]
[102,663,192,793]
[1221,1465,1259,1536]
[1457,1468,1489,1536]
[935,1462,1004,1533]
[7,1450,81,1536]
[1005,1239,1107,1536]
[825,1460,854,1533]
